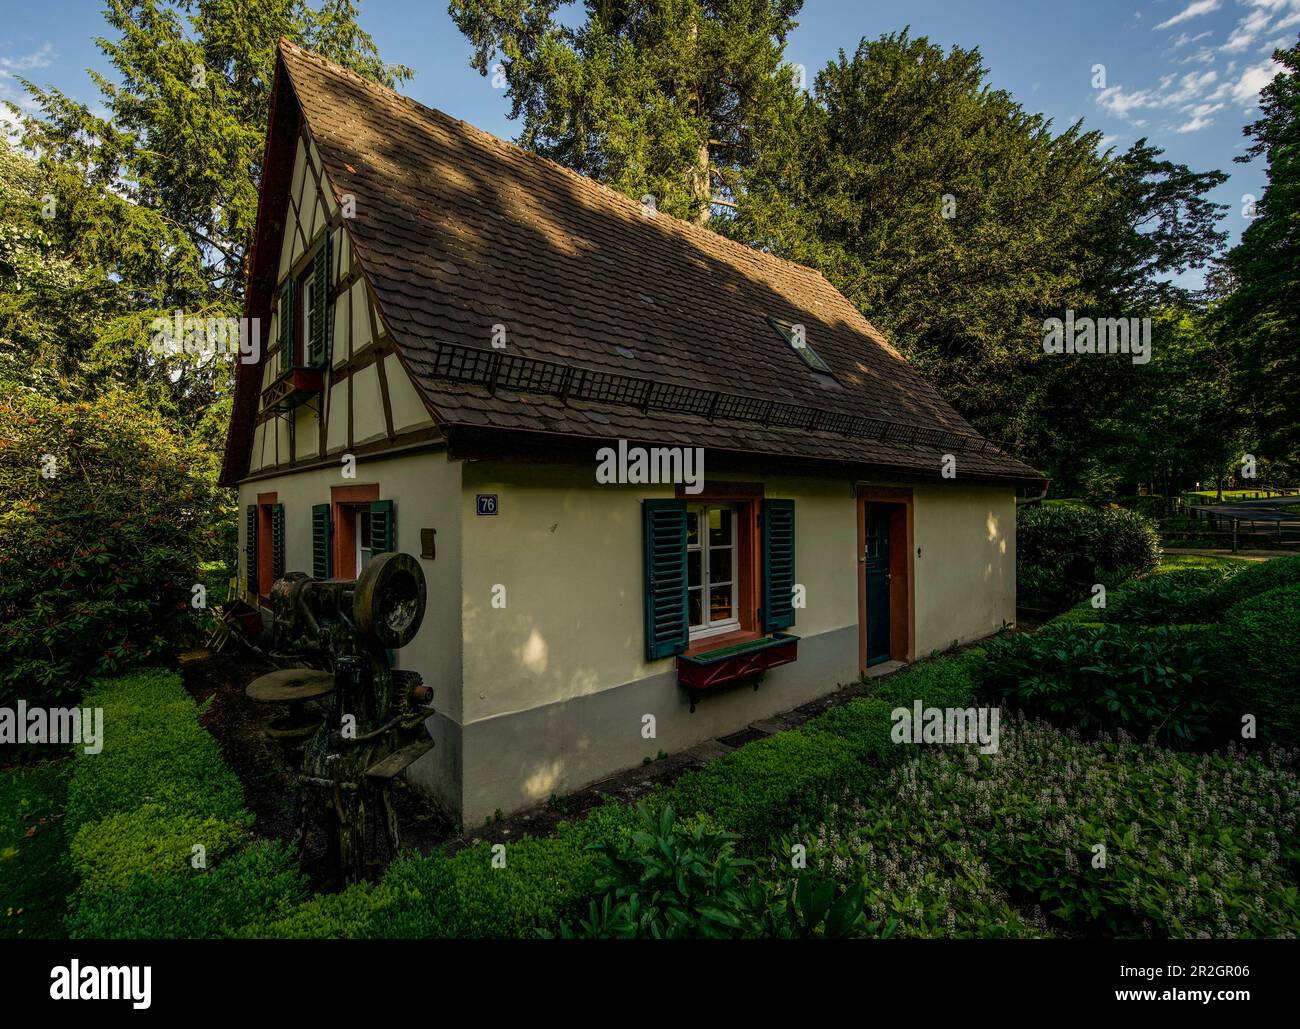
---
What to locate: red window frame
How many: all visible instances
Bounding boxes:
[331,483,379,580]
[676,482,763,654]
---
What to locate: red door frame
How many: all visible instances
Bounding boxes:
[855,486,915,671]
[256,491,278,604]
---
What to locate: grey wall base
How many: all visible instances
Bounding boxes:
[408,624,859,826]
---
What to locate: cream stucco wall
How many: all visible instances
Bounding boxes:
[448,461,863,822]
[237,444,1017,825]
[911,484,1017,655]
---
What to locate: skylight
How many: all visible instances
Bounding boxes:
[767,317,835,377]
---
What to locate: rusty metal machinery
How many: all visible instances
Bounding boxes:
[246,552,434,885]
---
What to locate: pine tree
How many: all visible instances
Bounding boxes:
[449,0,803,223]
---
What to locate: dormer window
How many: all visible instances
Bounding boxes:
[768,316,836,379]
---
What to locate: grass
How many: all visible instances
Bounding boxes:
[0,759,75,938]
[1182,489,1294,504]
[1156,553,1253,574]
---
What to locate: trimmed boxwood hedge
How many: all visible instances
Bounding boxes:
[65,669,305,939]
[1215,583,1300,749]
[1212,554,1300,612]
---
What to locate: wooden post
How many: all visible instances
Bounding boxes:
[1232,518,1238,553]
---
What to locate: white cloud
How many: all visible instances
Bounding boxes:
[1156,0,1222,30]
[1205,57,1285,108]
[0,43,54,76]
[1173,29,1214,47]
[1176,101,1227,130]
[1223,8,1275,52]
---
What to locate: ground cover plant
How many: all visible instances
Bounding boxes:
[804,717,1300,938]
[62,669,306,939]
[0,759,74,938]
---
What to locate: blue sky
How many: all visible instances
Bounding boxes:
[3,0,1296,268]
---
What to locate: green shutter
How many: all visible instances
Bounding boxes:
[370,499,395,554]
[278,280,294,373]
[271,503,286,581]
[306,235,332,370]
[642,499,689,660]
[762,499,796,631]
[312,503,332,579]
[245,504,259,596]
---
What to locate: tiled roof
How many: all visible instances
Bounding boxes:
[245,40,1043,486]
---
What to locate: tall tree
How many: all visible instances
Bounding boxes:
[730,31,1110,447]
[1082,138,1228,311]
[8,0,409,436]
[449,0,803,223]
[1219,36,1300,474]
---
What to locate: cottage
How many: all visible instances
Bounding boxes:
[221,41,1046,824]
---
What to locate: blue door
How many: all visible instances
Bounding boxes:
[864,504,891,666]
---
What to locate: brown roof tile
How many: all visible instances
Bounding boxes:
[236,40,1043,486]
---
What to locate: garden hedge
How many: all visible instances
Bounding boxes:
[1215,583,1300,749]
[65,669,306,938]
[1017,504,1161,607]
[1211,554,1300,612]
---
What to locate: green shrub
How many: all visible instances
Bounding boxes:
[255,880,399,940]
[553,805,874,939]
[976,624,1223,745]
[260,652,980,939]
[663,654,977,845]
[0,390,224,707]
[1017,504,1160,606]
[1213,584,1300,748]
[1101,566,1234,625]
[67,841,307,939]
[70,805,251,895]
[1212,555,1300,611]
[809,718,1300,938]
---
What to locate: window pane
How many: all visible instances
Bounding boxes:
[709,547,731,585]
[687,550,701,588]
[709,585,733,622]
[688,589,703,627]
[360,512,371,547]
[708,507,731,546]
[686,511,700,547]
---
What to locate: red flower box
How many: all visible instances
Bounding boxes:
[676,633,799,708]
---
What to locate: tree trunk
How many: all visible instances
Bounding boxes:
[687,14,710,225]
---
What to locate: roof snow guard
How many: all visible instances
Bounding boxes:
[426,340,998,455]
